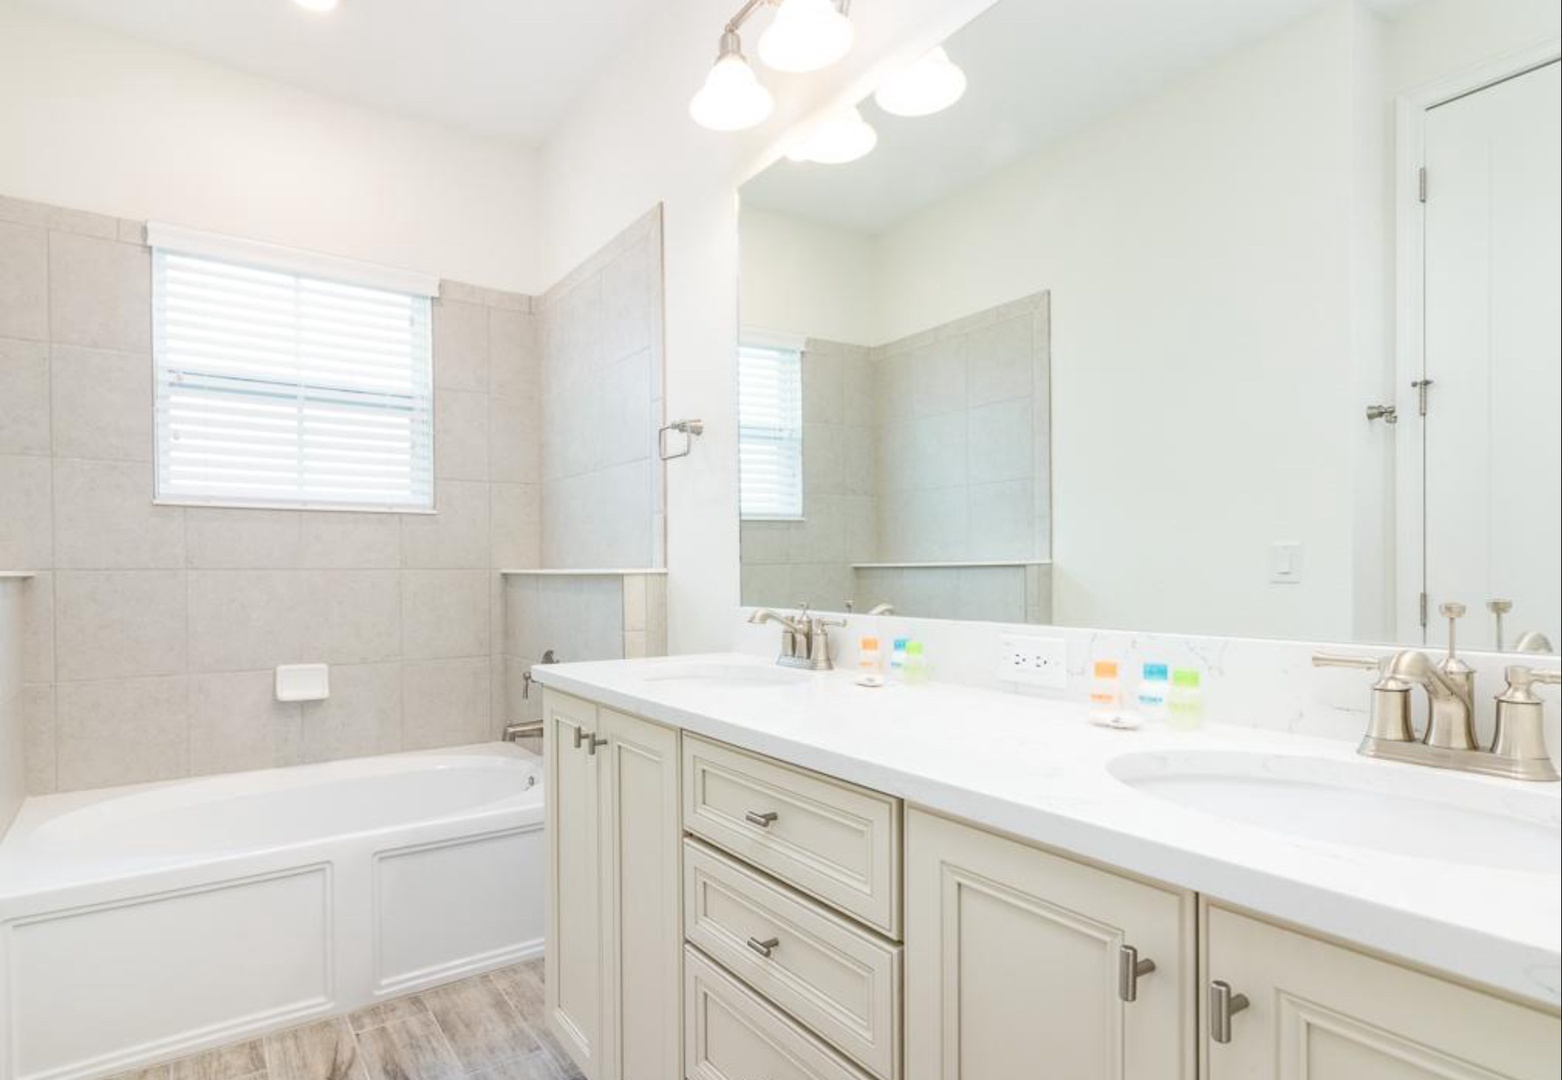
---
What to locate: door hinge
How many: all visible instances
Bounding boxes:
[1419,592,1429,628]
[1412,378,1433,417]
[1418,166,1428,203]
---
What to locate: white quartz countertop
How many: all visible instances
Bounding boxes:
[535,652,1562,1008]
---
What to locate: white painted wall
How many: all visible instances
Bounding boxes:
[0,1,541,294]
[1385,0,1560,94]
[538,0,999,652]
[740,207,878,347]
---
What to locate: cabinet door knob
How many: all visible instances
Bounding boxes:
[1118,945,1157,1003]
[1208,980,1250,1044]
[746,936,780,958]
[744,810,779,828]
[586,734,607,756]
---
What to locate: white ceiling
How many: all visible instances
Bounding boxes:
[743,0,1375,233]
[19,0,662,142]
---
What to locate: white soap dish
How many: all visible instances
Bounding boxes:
[1089,711,1143,731]
[276,663,330,703]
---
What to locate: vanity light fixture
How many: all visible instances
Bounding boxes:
[292,0,339,12]
[690,32,775,131]
[690,0,853,132]
[873,46,967,117]
[758,0,855,74]
[785,106,878,164]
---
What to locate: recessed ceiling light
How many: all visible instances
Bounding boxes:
[293,0,339,13]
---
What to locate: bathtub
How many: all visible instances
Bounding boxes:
[0,744,545,1080]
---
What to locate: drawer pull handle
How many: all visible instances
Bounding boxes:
[586,734,607,756]
[572,728,586,750]
[1118,945,1157,1003]
[746,936,780,958]
[1208,980,1250,1044]
[744,810,779,828]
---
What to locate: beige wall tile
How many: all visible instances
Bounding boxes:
[55,675,188,790]
[0,454,52,568]
[435,389,490,481]
[188,670,302,776]
[23,683,55,795]
[0,339,50,454]
[432,298,489,392]
[489,484,540,569]
[601,235,655,364]
[488,308,538,400]
[967,479,1033,561]
[402,480,489,568]
[187,570,308,673]
[401,657,491,750]
[967,399,1033,485]
[53,458,184,569]
[20,571,53,683]
[401,569,489,660]
[299,661,402,763]
[0,222,48,342]
[488,394,539,484]
[48,232,151,352]
[299,511,401,569]
[55,569,185,681]
[964,315,1034,407]
[49,345,153,461]
[599,350,652,469]
[185,508,302,569]
[301,569,402,664]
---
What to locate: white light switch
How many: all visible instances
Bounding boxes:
[1269,542,1304,585]
[276,663,330,702]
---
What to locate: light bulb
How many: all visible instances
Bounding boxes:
[758,0,854,74]
[690,53,775,132]
[873,47,967,117]
[293,0,339,12]
[787,106,877,165]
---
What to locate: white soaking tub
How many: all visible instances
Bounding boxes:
[0,744,545,1080]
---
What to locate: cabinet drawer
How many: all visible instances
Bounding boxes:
[686,945,874,1080]
[685,839,902,1080]
[683,735,902,936]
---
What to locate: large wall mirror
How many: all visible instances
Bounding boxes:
[737,0,1560,654]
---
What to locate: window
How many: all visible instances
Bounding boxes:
[149,224,438,512]
[737,337,805,520]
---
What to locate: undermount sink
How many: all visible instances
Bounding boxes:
[1109,751,1562,875]
[636,661,807,689]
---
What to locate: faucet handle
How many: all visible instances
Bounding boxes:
[1311,652,1383,672]
[1515,667,1561,689]
[1314,652,1414,743]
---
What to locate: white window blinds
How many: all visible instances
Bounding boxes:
[149,226,436,512]
[738,340,805,520]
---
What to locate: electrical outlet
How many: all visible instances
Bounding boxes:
[998,634,1069,689]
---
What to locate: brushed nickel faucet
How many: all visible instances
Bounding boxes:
[1315,603,1559,782]
[749,604,846,671]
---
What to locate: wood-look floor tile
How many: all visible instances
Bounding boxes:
[264,1018,364,1080]
[110,1066,171,1080]
[355,1015,462,1080]
[168,1041,266,1080]
[487,965,544,1021]
[420,976,540,1073]
[348,994,430,1034]
[529,1032,583,1080]
[467,1050,566,1080]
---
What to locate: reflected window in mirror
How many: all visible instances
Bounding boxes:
[738,337,806,521]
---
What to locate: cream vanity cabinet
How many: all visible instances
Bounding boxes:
[1203,905,1559,1080]
[543,691,681,1080]
[905,808,1197,1080]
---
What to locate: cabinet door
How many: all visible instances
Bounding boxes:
[905,809,1194,1080]
[545,692,602,1078]
[597,709,681,1080]
[1204,905,1561,1080]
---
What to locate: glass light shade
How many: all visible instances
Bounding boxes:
[758,0,855,74]
[873,47,967,117]
[690,54,775,132]
[787,106,878,165]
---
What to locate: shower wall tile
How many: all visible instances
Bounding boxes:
[0,338,50,454]
[3,193,553,794]
[0,222,49,341]
[48,345,153,462]
[52,459,185,569]
[54,570,186,681]
[47,231,151,352]
[55,675,188,790]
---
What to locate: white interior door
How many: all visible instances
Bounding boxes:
[1421,59,1561,652]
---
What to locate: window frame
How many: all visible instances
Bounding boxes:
[147,223,440,515]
